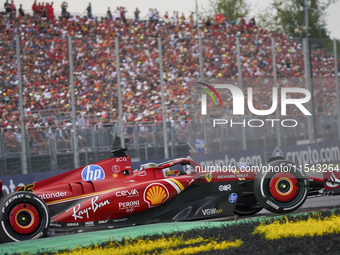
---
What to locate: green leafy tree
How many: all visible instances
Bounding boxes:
[198,0,250,21]
[257,0,337,39]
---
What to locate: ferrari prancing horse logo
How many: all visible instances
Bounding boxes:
[205,173,212,182]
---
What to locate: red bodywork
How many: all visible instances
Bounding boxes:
[14,153,340,226]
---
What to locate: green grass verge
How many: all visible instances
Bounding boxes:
[8,208,340,255]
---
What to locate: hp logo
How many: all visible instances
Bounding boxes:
[82,165,105,181]
[228,193,238,203]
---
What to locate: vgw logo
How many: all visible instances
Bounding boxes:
[82,165,105,181]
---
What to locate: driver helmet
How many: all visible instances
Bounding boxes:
[140,162,158,170]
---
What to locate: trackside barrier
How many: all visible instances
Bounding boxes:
[2,139,340,195]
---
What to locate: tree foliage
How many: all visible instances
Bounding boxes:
[198,0,250,21]
[257,0,337,39]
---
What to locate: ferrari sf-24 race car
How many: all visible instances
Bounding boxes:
[0,148,339,243]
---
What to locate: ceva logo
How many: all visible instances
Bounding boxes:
[82,165,105,181]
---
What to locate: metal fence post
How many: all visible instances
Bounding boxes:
[171,124,175,157]
[133,123,140,159]
[236,37,246,150]
[157,36,169,158]
[144,142,148,160]
[334,39,340,140]
[236,37,243,89]
[68,36,80,168]
[16,35,28,174]
[198,37,209,153]
[115,36,125,148]
[271,37,281,146]
[303,38,316,143]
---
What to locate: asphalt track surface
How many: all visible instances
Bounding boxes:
[0,170,339,254]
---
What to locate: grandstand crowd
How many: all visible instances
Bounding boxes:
[0,1,339,153]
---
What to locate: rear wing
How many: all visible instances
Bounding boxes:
[323,171,340,194]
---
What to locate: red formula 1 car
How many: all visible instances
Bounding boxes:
[0,148,339,243]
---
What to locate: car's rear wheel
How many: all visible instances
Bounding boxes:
[254,160,309,213]
[0,192,50,243]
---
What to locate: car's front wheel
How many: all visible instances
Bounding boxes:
[0,192,50,243]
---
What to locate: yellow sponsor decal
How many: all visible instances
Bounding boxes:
[17,183,35,192]
[144,183,169,207]
[169,178,184,191]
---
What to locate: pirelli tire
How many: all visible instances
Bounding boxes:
[254,160,309,213]
[0,191,50,243]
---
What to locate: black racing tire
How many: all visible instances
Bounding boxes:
[0,191,50,243]
[234,204,263,216]
[234,193,263,216]
[267,156,285,163]
[254,160,309,214]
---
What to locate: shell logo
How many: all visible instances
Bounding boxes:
[143,183,169,208]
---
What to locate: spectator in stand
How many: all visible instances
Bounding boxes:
[54,122,70,151]
[61,1,69,19]
[13,125,21,143]
[180,13,185,24]
[41,2,47,18]
[189,12,194,25]
[107,7,112,21]
[248,18,254,28]
[114,6,121,21]
[146,8,153,22]
[153,8,159,23]
[85,2,92,19]
[250,16,256,26]
[38,2,43,16]
[121,6,127,24]
[215,12,224,24]
[164,11,169,23]
[32,0,38,16]
[46,2,54,20]
[10,0,16,18]
[18,4,24,17]
[242,14,248,26]
[206,16,212,26]
[171,11,177,24]
[134,7,140,23]
[4,0,11,16]
[4,127,21,153]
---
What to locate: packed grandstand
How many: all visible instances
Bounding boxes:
[0,1,339,154]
